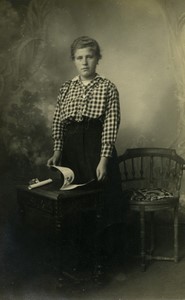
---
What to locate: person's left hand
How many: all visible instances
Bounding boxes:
[96,157,109,182]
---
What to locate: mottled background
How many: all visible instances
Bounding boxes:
[1,0,185,213]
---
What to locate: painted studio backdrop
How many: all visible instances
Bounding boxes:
[1,0,185,213]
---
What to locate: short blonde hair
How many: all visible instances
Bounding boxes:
[71,36,102,60]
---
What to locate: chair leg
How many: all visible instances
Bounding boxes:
[140,207,146,271]
[149,211,155,256]
[174,205,179,263]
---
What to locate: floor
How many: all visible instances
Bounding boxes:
[1,178,185,300]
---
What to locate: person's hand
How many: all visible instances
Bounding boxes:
[96,157,109,182]
[47,151,61,167]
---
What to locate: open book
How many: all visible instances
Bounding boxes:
[51,165,94,190]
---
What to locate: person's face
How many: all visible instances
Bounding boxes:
[73,47,99,80]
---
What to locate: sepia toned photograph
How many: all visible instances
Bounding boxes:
[1,0,185,299]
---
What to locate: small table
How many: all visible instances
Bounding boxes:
[16,182,104,280]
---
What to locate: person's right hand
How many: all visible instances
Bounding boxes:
[47,150,61,167]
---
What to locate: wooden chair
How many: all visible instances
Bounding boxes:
[118,148,185,271]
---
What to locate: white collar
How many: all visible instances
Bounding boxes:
[71,74,104,82]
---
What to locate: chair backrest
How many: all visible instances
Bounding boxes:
[119,148,185,197]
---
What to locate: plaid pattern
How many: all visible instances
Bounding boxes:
[52,75,120,157]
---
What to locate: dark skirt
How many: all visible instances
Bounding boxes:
[62,119,127,225]
[62,119,102,183]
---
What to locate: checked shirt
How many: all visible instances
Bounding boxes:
[52,74,120,157]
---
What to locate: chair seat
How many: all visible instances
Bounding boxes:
[124,188,176,203]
